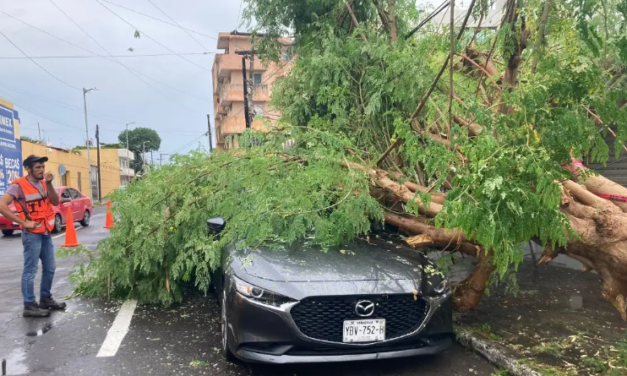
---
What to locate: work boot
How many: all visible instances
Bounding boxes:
[39,297,67,310]
[23,302,51,318]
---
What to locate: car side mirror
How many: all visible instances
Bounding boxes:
[207,218,225,233]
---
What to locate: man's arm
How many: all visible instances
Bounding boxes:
[0,192,37,229]
[45,172,59,206]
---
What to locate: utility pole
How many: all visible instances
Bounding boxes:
[151,150,154,165]
[159,153,169,166]
[206,115,213,152]
[95,124,102,203]
[125,122,134,155]
[236,50,252,129]
[83,87,96,199]
[249,34,255,124]
[37,122,41,142]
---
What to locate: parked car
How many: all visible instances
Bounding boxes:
[208,218,453,364]
[0,186,92,236]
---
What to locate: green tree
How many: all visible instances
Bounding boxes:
[65,0,627,319]
[118,128,161,172]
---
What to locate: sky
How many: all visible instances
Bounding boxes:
[0,0,451,160]
[0,0,243,159]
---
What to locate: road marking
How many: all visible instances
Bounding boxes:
[51,225,82,239]
[97,300,138,357]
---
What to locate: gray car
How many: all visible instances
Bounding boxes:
[208,218,454,364]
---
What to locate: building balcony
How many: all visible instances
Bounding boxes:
[220,116,265,135]
[215,53,268,78]
[118,148,135,161]
[219,84,270,104]
[120,167,135,177]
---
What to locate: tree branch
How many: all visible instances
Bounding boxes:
[344,1,368,42]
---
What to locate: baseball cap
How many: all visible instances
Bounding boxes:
[23,155,49,168]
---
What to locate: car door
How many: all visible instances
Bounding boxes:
[59,189,73,224]
[68,189,83,219]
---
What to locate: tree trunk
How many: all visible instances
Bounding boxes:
[367,162,627,318]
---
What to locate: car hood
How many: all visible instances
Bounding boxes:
[230,235,431,283]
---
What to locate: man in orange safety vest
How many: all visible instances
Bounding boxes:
[0,155,67,317]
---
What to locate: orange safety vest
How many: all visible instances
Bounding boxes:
[12,177,56,234]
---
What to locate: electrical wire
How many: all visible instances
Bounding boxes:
[48,0,212,105]
[1,10,212,105]
[95,0,212,72]
[0,29,79,90]
[0,89,210,136]
[166,132,208,154]
[4,97,83,130]
[100,0,217,40]
[146,0,212,52]
[0,81,127,123]
[236,0,243,29]
[0,52,214,59]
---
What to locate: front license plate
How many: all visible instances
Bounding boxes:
[342,319,386,343]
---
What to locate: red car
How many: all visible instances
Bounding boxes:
[0,186,92,236]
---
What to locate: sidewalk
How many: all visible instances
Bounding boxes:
[455,258,627,375]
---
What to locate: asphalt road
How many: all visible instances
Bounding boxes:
[0,207,497,376]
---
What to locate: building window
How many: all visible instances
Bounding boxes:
[253,104,264,116]
[253,73,262,85]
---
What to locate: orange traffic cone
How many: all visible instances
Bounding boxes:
[62,207,81,247]
[104,201,114,229]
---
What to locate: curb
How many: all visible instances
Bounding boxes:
[456,329,543,376]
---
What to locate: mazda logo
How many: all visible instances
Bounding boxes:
[355,300,375,317]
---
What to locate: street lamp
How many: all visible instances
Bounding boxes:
[125,122,135,159]
[83,87,97,199]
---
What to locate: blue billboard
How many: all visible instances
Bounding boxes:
[0,102,21,197]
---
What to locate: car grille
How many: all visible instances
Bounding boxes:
[290,295,429,343]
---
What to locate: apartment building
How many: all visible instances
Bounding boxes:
[212,31,293,150]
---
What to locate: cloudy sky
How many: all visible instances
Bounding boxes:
[0,0,244,159]
[0,0,447,160]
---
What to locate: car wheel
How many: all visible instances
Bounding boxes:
[2,230,14,236]
[52,214,63,233]
[221,290,236,362]
[80,211,90,227]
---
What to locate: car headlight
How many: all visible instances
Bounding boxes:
[232,276,294,307]
[433,279,451,295]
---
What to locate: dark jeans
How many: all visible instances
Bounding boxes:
[21,232,56,304]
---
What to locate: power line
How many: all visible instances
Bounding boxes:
[146,0,212,52]
[4,97,83,130]
[166,132,208,154]
[48,0,210,106]
[1,10,212,105]
[236,0,243,29]
[100,0,218,40]
[0,81,126,123]
[95,0,212,72]
[0,29,79,90]
[0,53,214,60]
[0,89,211,136]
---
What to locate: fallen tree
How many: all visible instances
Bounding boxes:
[66,0,627,318]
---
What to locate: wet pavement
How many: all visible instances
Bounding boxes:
[0,207,497,376]
[457,255,627,375]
